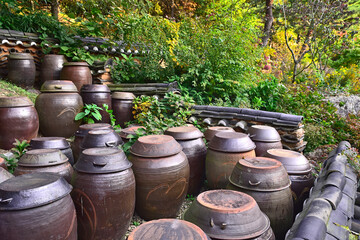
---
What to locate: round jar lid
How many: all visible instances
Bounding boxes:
[119,126,146,139]
[18,149,68,167]
[40,80,78,93]
[75,123,112,137]
[184,190,269,240]
[112,92,135,100]
[229,157,291,191]
[81,129,123,149]
[74,148,132,174]
[63,62,89,67]
[266,149,312,174]
[8,52,34,60]
[208,132,256,153]
[204,126,235,141]
[165,126,204,140]
[30,137,70,150]
[0,96,33,108]
[247,125,281,142]
[80,84,111,93]
[128,219,210,240]
[0,172,72,210]
[130,135,182,158]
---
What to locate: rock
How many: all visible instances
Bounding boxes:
[326,94,360,117]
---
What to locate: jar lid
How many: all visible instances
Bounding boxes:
[130,135,182,158]
[40,80,78,93]
[8,52,34,60]
[165,126,204,140]
[0,168,13,184]
[74,148,132,174]
[266,149,312,174]
[81,129,123,149]
[18,149,68,167]
[183,190,269,240]
[0,172,72,210]
[208,132,256,153]
[247,125,281,142]
[119,126,146,139]
[128,219,210,240]
[80,84,111,93]
[75,123,112,137]
[229,157,291,191]
[112,92,135,100]
[30,137,70,150]
[204,126,235,142]
[63,62,89,67]
[0,96,33,108]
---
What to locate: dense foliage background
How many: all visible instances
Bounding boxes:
[0,0,359,152]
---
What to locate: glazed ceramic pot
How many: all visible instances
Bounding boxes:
[204,126,235,143]
[119,126,145,143]
[40,54,67,84]
[0,173,77,240]
[247,125,282,157]
[72,148,135,240]
[35,80,83,138]
[60,62,92,91]
[112,92,135,127]
[7,53,35,87]
[206,132,256,189]
[0,97,39,150]
[128,135,190,220]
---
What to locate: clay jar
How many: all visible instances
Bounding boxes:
[128,219,211,240]
[60,62,92,91]
[72,148,135,240]
[30,137,74,165]
[266,149,314,217]
[183,190,274,240]
[0,97,39,150]
[0,168,13,184]
[247,125,282,157]
[128,135,190,220]
[14,149,74,183]
[203,126,235,143]
[227,157,293,240]
[7,52,36,87]
[119,126,145,143]
[80,129,123,154]
[35,80,83,138]
[72,123,112,163]
[0,173,77,240]
[206,132,256,189]
[40,54,67,85]
[165,126,207,196]
[112,92,135,127]
[80,84,112,123]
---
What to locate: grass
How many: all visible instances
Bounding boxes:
[0,80,38,103]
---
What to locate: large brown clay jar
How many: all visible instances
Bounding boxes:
[227,157,293,240]
[0,97,39,150]
[35,80,83,138]
[203,126,235,143]
[165,126,207,196]
[112,92,135,127]
[14,149,74,183]
[206,132,256,189]
[128,135,190,220]
[40,54,67,85]
[72,123,112,163]
[80,84,112,123]
[0,173,77,240]
[60,62,92,91]
[248,125,282,157]
[266,149,314,217]
[7,53,35,87]
[72,148,135,240]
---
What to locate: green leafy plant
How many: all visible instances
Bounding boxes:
[75,104,103,124]
[132,221,141,227]
[102,104,121,132]
[186,194,196,201]
[0,139,29,173]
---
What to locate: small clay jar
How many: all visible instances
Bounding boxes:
[247,125,282,157]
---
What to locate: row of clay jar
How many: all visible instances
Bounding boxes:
[0,80,135,150]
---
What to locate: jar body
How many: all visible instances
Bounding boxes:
[112,98,133,127]
[71,169,136,240]
[0,194,77,240]
[35,92,83,138]
[8,58,35,87]
[40,54,67,84]
[81,91,111,123]
[0,106,39,150]
[289,172,315,216]
[254,141,283,157]
[60,64,92,91]
[206,149,256,189]
[129,152,190,220]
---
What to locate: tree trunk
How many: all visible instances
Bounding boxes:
[50,0,59,20]
[262,0,274,46]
